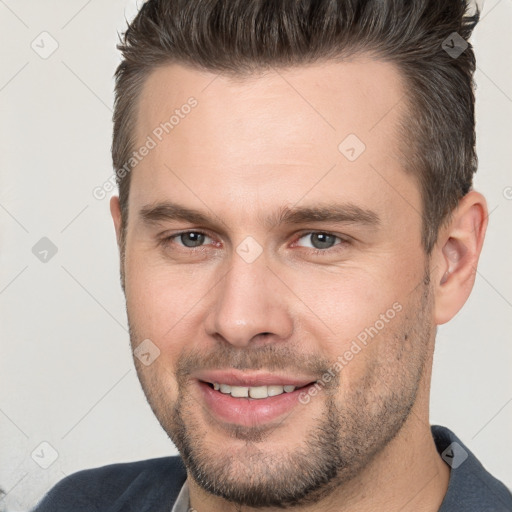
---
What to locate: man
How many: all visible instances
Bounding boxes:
[33,0,512,511]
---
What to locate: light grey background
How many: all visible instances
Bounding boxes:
[0,1,510,510]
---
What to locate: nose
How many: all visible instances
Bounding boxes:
[205,250,294,348]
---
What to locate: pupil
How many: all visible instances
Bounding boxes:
[312,233,335,249]
[181,232,205,247]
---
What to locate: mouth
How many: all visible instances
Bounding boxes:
[204,381,310,399]
[194,371,318,427]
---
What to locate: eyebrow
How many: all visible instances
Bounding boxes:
[138,201,380,231]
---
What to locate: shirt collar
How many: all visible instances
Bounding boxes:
[170,478,190,512]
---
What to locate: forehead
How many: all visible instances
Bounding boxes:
[129,58,417,230]
[135,57,406,151]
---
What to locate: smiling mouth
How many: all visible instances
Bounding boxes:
[203,381,315,399]
[196,376,319,426]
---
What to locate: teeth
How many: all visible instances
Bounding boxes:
[249,386,268,399]
[267,385,284,396]
[212,383,296,399]
[219,384,231,394]
[230,386,249,398]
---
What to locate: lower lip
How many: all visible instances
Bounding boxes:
[197,381,313,426]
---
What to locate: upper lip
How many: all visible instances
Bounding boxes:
[193,369,317,388]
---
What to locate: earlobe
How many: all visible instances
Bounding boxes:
[433,191,488,325]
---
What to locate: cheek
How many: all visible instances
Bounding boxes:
[286,265,413,390]
[125,254,210,358]
[290,266,404,341]
[125,263,188,404]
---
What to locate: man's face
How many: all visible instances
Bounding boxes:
[117,58,436,507]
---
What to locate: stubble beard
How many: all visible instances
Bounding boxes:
[129,271,434,508]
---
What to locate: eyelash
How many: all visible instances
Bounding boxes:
[159,230,349,256]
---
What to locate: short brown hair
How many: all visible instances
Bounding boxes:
[112,0,479,256]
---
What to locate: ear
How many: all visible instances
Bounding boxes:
[110,195,123,249]
[432,190,488,325]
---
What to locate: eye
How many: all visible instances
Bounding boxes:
[162,231,214,249]
[294,232,346,252]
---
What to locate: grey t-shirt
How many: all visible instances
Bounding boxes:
[33,425,512,511]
